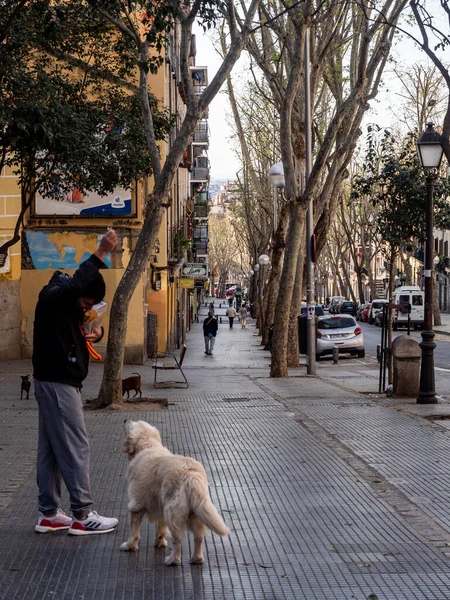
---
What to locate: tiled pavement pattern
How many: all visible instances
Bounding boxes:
[3,305,450,598]
[293,399,450,536]
[4,398,450,600]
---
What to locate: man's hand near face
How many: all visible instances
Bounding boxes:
[94,229,118,263]
[85,325,103,343]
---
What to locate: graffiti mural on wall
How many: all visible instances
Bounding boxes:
[25,231,111,270]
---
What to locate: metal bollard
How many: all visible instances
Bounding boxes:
[219,316,223,324]
[332,346,339,364]
[219,303,222,308]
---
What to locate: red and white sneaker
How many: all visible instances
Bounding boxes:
[68,510,118,536]
[35,509,71,533]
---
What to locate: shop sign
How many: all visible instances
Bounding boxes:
[179,278,195,288]
[182,263,208,279]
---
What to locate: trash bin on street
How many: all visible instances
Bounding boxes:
[298,314,307,355]
[267,324,274,349]
[392,335,421,397]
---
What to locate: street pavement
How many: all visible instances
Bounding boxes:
[358,313,450,371]
[3,302,450,598]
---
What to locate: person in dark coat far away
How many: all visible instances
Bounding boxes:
[203,310,218,355]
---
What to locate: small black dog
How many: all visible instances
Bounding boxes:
[122,373,142,400]
[21,374,32,399]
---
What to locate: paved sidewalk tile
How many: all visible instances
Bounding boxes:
[292,399,450,536]
[2,306,450,598]
[3,397,450,600]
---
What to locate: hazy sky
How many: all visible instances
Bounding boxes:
[194,25,242,181]
[194,19,443,181]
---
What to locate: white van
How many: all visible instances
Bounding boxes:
[392,286,424,330]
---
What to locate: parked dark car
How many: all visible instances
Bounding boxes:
[300,306,325,317]
[339,301,358,316]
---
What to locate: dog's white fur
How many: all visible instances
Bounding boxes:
[120,420,229,565]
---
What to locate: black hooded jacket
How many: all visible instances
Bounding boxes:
[203,315,218,337]
[32,254,106,388]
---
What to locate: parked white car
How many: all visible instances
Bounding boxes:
[316,315,365,359]
[368,299,388,325]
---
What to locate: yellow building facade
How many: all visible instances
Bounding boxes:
[0,164,22,359]
[0,27,194,363]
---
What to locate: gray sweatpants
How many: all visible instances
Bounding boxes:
[34,380,93,517]
[204,336,216,353]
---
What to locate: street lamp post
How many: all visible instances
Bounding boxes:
[252,263,260,319]
[247,269,254,312]
[416,123,444,404]
[305,27,316,375]
[269,162,285,234]
[258,254,270,331]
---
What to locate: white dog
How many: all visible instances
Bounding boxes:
[120,419,229,565]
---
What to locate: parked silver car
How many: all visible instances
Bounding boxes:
[316,315,365,359]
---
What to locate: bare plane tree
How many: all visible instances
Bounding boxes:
[236,0,409,377]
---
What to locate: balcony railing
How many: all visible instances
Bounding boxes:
[193,84,207,96]
[191,66,208,82]
[194,242,208,256]
[191,167,209,181]
[193,122,208,143]
[194,205,208,219]
[194,156,208,168]
[194,226,208,242]
[194,191,208,204]
[168,227,182,264]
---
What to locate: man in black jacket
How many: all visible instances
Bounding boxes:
[33,229,119,536]
[203,310,218,355]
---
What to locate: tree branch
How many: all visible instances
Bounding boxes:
[199,0,262,112]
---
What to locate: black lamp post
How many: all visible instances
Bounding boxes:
[416,123,444,404]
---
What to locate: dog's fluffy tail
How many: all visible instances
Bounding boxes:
[191,485,229,536]
[194,497,229,536]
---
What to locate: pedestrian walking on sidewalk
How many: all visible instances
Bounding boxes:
[32,230,119,536]
[203,310,218,355]
[226,305,236,328]
[240,304,248,328]
[209,301,215,313]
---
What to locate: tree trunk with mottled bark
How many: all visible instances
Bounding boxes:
[433,264,442,326]
[261,203,289,346]
[93,201,164,408]
[271,203,306,377]
[287,229,305,367]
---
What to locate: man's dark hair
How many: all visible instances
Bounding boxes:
[83,273,106,303]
